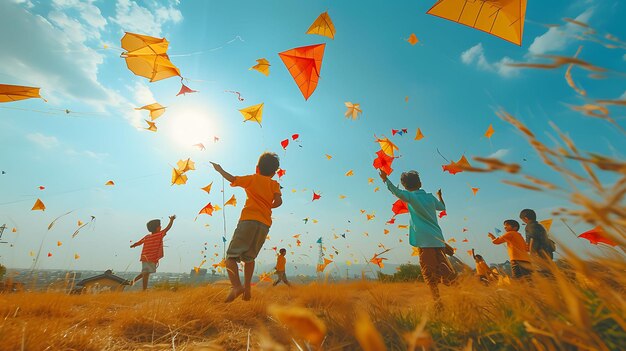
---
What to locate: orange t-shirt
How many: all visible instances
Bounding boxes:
[276,255,286,271]
[231,174,281,226]
[476,261,490,276]
[492,231,530,262]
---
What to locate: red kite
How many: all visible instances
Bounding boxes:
[392,199,409,216]
[278,44,326,100]
[439,210,447,218]
[578,226,617,246]
[198,202,214,216]
[281,139,289,150]
[442,155,471,175]
[373,150,394,175]
[277,168,286,178]
[312,191,321,201]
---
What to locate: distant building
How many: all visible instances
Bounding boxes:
[74,270,130,294]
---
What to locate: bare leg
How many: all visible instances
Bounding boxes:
[142,273,149,291]
[132,273,143,284]
[243,261,255,301]
[224,258,243,302]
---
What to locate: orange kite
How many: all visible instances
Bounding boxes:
[0,84,45,103]
[427,0,527,46]
[278,44,326,100]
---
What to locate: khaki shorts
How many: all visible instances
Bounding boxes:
[142,261,157,273]
[227,220,270,262]
[417,247,457,286]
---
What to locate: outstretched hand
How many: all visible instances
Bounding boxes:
[437,189,443,198]
[210,161,223,172]
[169,215,176,221]
[379,169,388,182]
[487,233,496,240]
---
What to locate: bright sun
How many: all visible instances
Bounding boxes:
[166,106,217,149]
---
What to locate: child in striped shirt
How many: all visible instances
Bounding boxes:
[130,215,176,290]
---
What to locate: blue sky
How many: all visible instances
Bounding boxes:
[1,0,625,275]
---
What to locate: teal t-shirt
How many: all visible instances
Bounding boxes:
[385,179,446,248]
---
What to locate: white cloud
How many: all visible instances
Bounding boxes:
[52,0,107,32]
[27,133,59,149]
[11,0,33,8]
[488,149,510,159]
[65,148,108,160]
[460,43,519,78]
[131,81,157,105]
[26,132,107,160]
[528,9,594,56]
[110,0,182,37]
[0,2,117,108]
[620,91,626,100]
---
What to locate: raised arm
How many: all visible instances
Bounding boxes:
[379,170,410,202]
[436,189,445,210]
[162,215,176,234]
[210,162,235,183]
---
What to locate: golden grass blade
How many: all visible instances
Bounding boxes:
[267,305,326,347]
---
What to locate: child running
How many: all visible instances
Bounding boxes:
[273,248,291,287]
[488,220,532,280]
[211,152,282,302]
[379,169,456,306]
[130,215,176,290]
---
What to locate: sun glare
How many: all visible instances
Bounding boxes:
[166,106,218,149]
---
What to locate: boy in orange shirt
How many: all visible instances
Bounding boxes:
[130,215,176,290]
[211,152,282,302]
[273,248,291,287]
[488,219,532,280]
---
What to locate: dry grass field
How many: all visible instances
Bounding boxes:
[0,261,625,351]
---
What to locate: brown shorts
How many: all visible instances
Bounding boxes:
[226,220,270,262]
[417,247,457,286]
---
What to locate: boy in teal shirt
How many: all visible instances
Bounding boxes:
[380,170,456,305]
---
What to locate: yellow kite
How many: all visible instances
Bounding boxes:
[375,136,399,157]
[345,102,362,119]
[414,128,424,140]
[120,32,181,82]
[144,120,157,132]
[539,218,553,232]
[250,58,270,76]
[407,33,419,45]
[177,158,196,173]
[239,103,264,127]
[0,84,45,103]
[135,103,166,120]
[171,168,188,185]
[427,0,527,46]
[306,11,336,39]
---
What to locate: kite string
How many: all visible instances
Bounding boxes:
[222,177,227,264]
[169,36,245,57]
[436,148,450,163]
